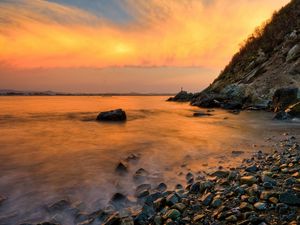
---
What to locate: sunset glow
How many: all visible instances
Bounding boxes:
[0,0,290,92]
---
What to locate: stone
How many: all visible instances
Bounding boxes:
[232,150,245,155]
[201,192,214,206]
[245,165,259,173]
[286,44,300,62]
[97,109,127,121]
[239,202,254,211]
[103,214,121,225]
[166,193,179,206]
[240,176,257,185]
[156,183,167,192]
[135,184,151,198]
[172,203,186,212]
[115,162,128,174]
[163,209,181,220]
[211,170,229,178]
[269,197,278,204]
[193,214,205,222]
[211,198,222,208]
[110,193,129,208]
[272,88,299,112]
[279,191,300,205]
[254,202,267,211]
[226,215,238,222]
[153,215,162,225]
[285,102,300,118]
[189,182,206,194]
[260,191,273,200]
[133,168,149,182]
[261,175,277,186]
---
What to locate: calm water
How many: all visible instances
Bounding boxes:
[0,96,299,224]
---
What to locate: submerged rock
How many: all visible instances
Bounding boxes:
[0,195,6,205]
[193,111,212,117]
[47,199,71,212]
[115,162,128,175]
[97,109,127,122]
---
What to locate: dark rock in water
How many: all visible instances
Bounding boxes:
[285,102,300,118]
[111,193,127,203]
[232,150,244,155]
[279,191,300,206]
[135,184,151,198]
[115,162,128,174]
[47,199,71,212]
[193,111,212,117]
[272,88,299,112]
[96,109,126,122]
[167,91,193,102]
[274,111,292,120]
[134,168,149,182]
[110,193,130,209]
[185,172,193,181]
[156,183,167,192]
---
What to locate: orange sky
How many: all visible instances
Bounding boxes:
[0,0,290,92]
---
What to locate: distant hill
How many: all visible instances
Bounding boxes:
[0,89,174,96]
[191,0,300,110]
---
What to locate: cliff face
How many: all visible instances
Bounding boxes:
[192,0,300,110]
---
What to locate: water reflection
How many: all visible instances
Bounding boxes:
[0,96,299,224]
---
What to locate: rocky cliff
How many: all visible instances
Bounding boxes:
[191,0,300,111]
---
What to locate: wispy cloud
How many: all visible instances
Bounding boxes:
[0,0,290,69]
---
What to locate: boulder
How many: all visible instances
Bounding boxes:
[191,93,222,108]
[272,88,299,112]
[97,109,126,121]
[167,91,193,102]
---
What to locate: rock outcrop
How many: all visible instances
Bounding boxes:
[96,109,127,122]
[167,91,193,102]
[181,0,300,113]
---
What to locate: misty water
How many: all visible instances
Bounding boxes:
[0,96,299,224]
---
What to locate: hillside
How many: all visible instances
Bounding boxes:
[191,0,300,110]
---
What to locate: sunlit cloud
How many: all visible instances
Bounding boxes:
[0,0,290,69]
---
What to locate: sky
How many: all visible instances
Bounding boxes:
[0,0,290,93]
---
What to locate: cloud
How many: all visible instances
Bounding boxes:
[0,0,290,69]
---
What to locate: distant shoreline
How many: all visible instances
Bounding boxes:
[0,91,175,97]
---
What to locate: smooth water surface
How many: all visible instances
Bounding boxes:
[0,96,299,224]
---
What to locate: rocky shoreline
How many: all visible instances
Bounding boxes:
[12,133,300,225]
